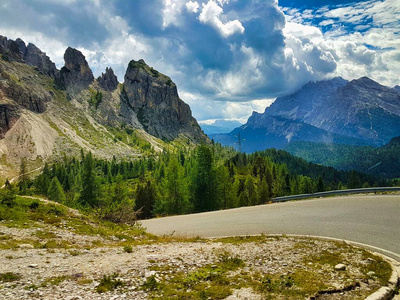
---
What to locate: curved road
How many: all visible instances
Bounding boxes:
[141,194,400,259]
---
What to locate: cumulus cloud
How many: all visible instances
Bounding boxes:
[198,1,245,38]
[0,0,398,123]
[186,1,199,13]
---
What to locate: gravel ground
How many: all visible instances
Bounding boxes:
[0,223,391,300]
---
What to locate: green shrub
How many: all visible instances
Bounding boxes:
[123,245,133,253]
[96,273,123,293]
[0,272,21,282]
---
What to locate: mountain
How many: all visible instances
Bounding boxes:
[0,35,206,181]
[212,77,400,152]
[200,119,243,135]
[394,85,400,94]
[285,136,400,178]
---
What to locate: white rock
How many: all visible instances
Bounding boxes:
[335,263,346,271]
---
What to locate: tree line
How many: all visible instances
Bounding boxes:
[3,144,391,222]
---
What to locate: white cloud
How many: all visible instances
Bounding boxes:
[186,1,199,13]
[199,0,245,37]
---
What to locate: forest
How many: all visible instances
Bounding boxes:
[1,143,392,223]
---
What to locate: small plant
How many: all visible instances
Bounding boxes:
[123,245,133,253]
[96,273,123,293]
[142,275,160,291]
[29,200,40,210]
[69,250,80,256]
[0,272,21,282]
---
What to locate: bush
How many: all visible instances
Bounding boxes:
[123,245,133,253]
[96,273,123,293]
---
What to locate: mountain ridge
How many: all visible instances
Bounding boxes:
[213,76,400,152]
[0,35,207,180]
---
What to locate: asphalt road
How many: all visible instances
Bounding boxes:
[141,194,400,259]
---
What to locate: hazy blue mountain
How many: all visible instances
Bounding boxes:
[201,119,243,135]
[213,77,400,152]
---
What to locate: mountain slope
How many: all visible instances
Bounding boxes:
[0,35,207,181]
[285,137,400,178]
[213,77,400,152]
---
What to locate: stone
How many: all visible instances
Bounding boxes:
[97,67,118,91]
[0,102,20,138]
[334,263,346,271]
[122,59,206,142]
[59,47,94,90]
[28,264,39,268]
[24,43,59,78]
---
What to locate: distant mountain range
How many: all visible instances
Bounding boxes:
[212,77,400,152]
[200,119,243,135]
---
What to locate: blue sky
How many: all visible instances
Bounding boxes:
[0,0,399,123]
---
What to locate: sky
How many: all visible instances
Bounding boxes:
[0,0,399,124]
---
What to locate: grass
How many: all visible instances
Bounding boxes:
[144,251,245,299]
[96,273,124,293]
[40,275,69,287]
[0,272,22,282]
[0,196,148,249]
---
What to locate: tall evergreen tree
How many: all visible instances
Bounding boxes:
[80,152,98,207]
[47,177,66,203]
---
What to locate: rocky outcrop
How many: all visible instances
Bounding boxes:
[122,59,205,142]
[0,101,20,138]
[0,36,59,79]
[59,47,94,90]
[0,35,24,61]
[97,67,118,91]
[394,85,400,94]
[24,43,59,78]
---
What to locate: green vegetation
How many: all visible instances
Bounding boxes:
[88,89,103,109]
[285,138,400,178]
[96,273,124,293]
[123,245,133,253]
[11,142,392,221]
[144,251,244,299]
[0,272,21,282]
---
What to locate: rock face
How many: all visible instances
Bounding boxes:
[213,77,400,152]
[122,59,205,142]
[0,102,20,138]
[59,47,94,90]
[0,36,58,78]
[24,43,59,78]
[97,67,118,91]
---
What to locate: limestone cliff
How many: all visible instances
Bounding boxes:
[122,59,205,142]
[59,47,94,91]
[97,67,118,91]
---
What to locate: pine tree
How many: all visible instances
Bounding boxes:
[80,152,98,207]
[47,177,66,203]
[258,178,270,204]
[160,156,190,215]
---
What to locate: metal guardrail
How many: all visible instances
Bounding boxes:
[272,187,400,202]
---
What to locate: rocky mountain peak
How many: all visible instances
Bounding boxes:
[24,43,59,78]
[97,67,118,91]
[60,47,94,90]
[122,59,205,142]
[394,85,400,93]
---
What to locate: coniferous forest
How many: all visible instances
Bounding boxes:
[9,143,391,222]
